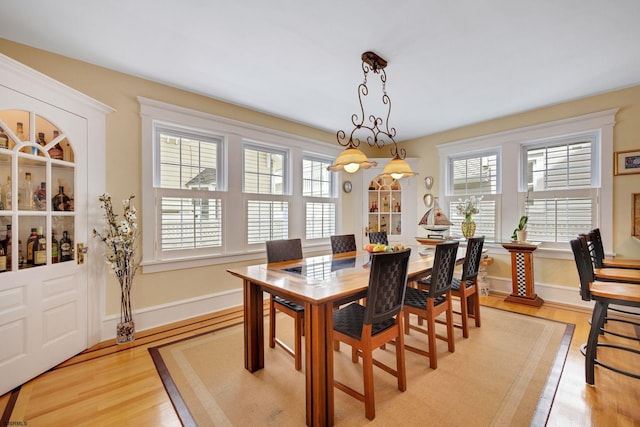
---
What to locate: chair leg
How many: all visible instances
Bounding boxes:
[426,314,438,369]
[269,296,276,348]
[362,340,375,420]
[585,301,608,385]
[294,314,303,371]
[395,318,407,392]
[458,291,470,338]
[472,292,481,327]
[446,299,455,353]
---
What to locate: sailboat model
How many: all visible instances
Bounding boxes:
[418,199,452,232]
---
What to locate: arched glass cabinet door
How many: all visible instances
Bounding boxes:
[0,109,76,272]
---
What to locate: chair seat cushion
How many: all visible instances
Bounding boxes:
[404,286,448,309]
[274,296,304,312]
[333,303,396,340]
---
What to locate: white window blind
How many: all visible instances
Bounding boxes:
[524,139,595,242]
[303,157,336,240]
[244,143,290,244]
[157,128,223,252]
[447,153,499,240]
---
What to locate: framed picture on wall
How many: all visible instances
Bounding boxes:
[634,193,640,237]
[614,149,640,175]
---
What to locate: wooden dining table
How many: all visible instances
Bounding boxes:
[226,246,465,426]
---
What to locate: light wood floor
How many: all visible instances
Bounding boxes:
[1,294,639,426]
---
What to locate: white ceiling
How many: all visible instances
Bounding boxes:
[1,0,640,141]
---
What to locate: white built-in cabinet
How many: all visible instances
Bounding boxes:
[0,53,112,395]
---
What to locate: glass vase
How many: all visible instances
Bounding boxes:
[461,217,476,239]
[116,320,135,344]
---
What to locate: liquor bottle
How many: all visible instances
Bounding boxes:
[33,226,47,266]
[26,227,38,265]
[3,176,11,210]
[52,186,71,211]
[51,231,59,264]
[4,225,11,271]
[15,122,26,141]
[20,172,35,210]
[37,132,47,156]
[34,182,47,210]
[0,240,6,272]
[60,231,73,262]
[0,127,8,149]
[50,130,64,160]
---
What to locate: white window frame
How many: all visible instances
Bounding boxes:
[302,155,337,240]
[438,109,617,259]
[139,97,341,273]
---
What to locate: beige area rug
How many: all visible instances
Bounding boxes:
[150,307,573,427]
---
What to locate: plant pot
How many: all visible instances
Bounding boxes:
[461,218,476,239]
[516,230,528,242]
[116,320,135,344]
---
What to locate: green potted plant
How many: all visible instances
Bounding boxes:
[511,215,528,242]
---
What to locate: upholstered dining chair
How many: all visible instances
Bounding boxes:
[418,236,485,338]
[570,235,640,385]
[368,231,388,246]
[265,238,304,370]
[330,234,357,254]
[332,248,411,420]
[403,240,459,369]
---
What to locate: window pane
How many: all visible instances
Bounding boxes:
[306,202,336,239]
[527,141,591,191]
[159,131,219,190]
[161,197,222,250]
[247,200,288,244]
[244,147,285,194]
[448,199,496,240]
[526,197,592,243]
[452,155,497,195]
[303,158,332,197]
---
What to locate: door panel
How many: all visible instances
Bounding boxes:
[0,84,88,395]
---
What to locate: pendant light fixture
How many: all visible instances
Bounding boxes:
[328,51,417,179]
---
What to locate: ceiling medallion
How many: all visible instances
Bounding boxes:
[328,51,417,179]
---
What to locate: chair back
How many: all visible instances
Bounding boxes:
[589,228,606,268]
[330,234,357,254]
[427,241,460,298]
[363,248,411,325]
[265,238,303,263]
[461,236,485,283]
[369,231,388,246]
[570,235,594,301]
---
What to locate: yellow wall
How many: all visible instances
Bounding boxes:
[400,84,640,286]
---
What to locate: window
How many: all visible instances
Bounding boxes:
[522,136,597,243]
[156,127,223,254]
[244,143,290,244]
[140,98,342,272]
[446,152,499,240]
[303,157,336,239]
[438,109,616,255]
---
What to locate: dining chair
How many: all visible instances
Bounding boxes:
[332,248,411,420]
[330,234,357,254]
[581,230,640,283]
[368,231,388,246]
[417,236,485,338]
[265,238,305,370]
[587,228,640,269]
[403,240,459,369]
[570,235,640,385]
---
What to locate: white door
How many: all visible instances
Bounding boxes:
[0,85,89,395]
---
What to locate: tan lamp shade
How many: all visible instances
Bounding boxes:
[327,146,378,173]
[379,156,418,179]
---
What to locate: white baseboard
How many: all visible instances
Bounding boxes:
[100,288,243,341]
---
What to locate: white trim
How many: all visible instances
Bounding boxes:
[138,97,340,273]
[437,109,617,253]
